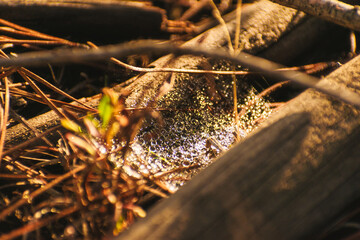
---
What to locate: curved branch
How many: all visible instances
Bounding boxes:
[0,40,359,107]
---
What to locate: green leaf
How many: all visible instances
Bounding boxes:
[98,95,113,127]
[113,214,125,235]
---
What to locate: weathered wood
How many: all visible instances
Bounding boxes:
[269,0,360,31]
[258,16,343,64]
[115,54,360,239]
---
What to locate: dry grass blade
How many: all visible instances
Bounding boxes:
[0,26,58,41]
[210,0,244,141]
[1,86,95,114]
[0,48,95,112]
[0,205,79,240]
[18,71,68,119]
[1,124,61,158]
[0,77,9,164]
[9,108,54,147]
[112,57,336,75]
[19,67,96,111]
[0,38,73,46]
[0,82,28,88]
[257,81,290,99]
[209,0,234,53]
[0,18,83,47]
[180,0,209,21]
[232,0,242,141]
[111,57,249,75]
[0,164,85,221]
[0,173,54,180]
[0,68,17,80]
[2,156,47,182]
[234,0,242,54]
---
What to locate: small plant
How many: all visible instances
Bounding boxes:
[59,88,173,237]
[0,88,177,239]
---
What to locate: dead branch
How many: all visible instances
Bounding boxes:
[269,0,360,31]
[0,41,359,107]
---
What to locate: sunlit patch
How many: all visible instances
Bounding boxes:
[127,61,272,187]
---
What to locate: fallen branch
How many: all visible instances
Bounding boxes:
[269,0,360,31]
[0,41,359,107]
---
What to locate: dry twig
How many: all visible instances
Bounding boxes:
[0,77,9,165]
[0,164,86,221]
[0,41,358,107]
[0,206,79,240]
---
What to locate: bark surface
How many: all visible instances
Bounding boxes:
[269,0,360,31]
